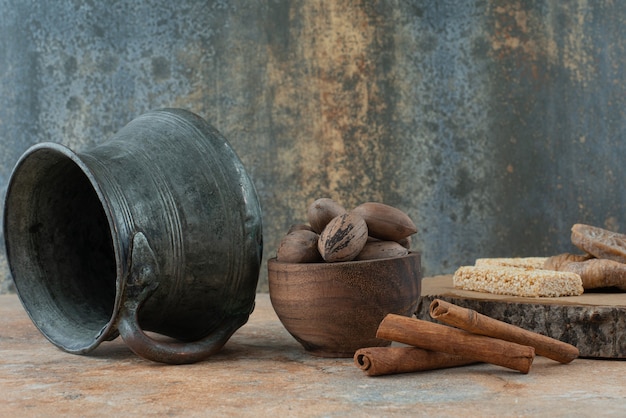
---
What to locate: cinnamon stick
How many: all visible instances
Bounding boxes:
[354,346,477,377]
[376,314,535,373]
[429,299,579,364]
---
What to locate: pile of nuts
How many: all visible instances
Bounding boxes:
[276,198,417,263]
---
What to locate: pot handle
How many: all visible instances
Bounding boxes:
[116,232,250,364]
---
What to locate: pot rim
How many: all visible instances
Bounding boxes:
[4,142,124,353]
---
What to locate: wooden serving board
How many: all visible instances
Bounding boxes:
[415,275,626,359]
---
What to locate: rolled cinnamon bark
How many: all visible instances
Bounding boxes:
[354,346,477,376]
[429,299,579,364]
[377,314,535,373]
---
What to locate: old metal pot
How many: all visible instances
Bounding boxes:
[3,108,263,364]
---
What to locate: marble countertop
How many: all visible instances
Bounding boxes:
[1,292,625,417]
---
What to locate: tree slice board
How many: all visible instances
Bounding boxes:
[415,275,626,359]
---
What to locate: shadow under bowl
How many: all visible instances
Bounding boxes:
[268,252,422,358]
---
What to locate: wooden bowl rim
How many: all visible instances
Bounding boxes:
[268,251,420,269]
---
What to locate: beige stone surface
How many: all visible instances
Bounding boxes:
[1,293,625,417]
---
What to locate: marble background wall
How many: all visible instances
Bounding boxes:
[1,0,626,293]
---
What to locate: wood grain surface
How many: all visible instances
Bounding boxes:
[415,275,626,359]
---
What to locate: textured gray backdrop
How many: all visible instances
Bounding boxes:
[2,1,626,293]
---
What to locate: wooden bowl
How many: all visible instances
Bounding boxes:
[268,252,421,357]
